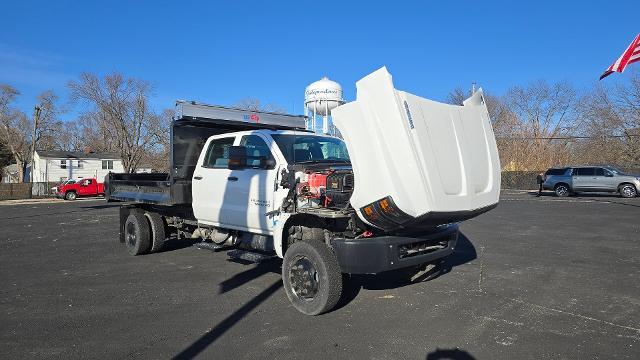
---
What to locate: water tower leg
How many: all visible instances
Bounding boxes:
[313,104,317,133]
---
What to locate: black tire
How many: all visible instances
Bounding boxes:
[124,212,151,256]
[619,183,638,198]
[282,240,342,315]
[145,212,166,253]
[554,184,570,197]
[65,191,77,201]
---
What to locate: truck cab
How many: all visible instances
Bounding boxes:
[106,67,501,315]
[192,130,349,238]
[58,177,104,200]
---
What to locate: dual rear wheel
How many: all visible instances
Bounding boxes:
[124,211,166,256]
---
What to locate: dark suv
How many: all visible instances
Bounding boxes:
[542,166,640,198]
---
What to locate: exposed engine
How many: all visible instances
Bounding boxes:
[295,170,354,210]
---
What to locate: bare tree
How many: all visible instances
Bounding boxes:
[56,119,85,151]
[576,71,640,168]
[0,138,11,170]
[499,80,577,170]
[0,85,29,181]
[0,85,61,181]
[68,73,165,173]
[141,108,172,172]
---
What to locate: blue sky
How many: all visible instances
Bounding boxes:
[0,1,638,120]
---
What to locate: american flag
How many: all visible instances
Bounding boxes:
[600,33,640,80]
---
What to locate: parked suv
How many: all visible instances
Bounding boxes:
[542,166,640,198]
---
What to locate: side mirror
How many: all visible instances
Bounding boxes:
[605,172,614,177]
[227,146,247,170]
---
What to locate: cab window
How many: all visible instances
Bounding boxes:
[594,168,605,176]
[203,137,235,169]
[240,135,275,169]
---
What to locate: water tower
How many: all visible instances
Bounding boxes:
[304,76,344,134]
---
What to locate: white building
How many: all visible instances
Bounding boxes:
[1,164,21,183]
[31,150,124,183]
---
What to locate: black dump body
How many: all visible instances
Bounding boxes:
[105,101,306,206]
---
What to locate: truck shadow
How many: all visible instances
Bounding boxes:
[426,348,476,360]
[172,234,476,358]
[218,260,280,294]
[335,233,477,310]
[81,203,120,210]
[173,279,283,360]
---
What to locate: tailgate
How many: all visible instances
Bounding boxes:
[332,67,500,230]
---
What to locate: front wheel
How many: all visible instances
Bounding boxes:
[65,191,77,201]
[282,241,342,315]
[619,184,638,198]
[554,184,570,197]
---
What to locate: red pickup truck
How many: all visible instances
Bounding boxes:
[56,178,105,200]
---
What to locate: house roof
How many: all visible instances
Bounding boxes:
[36,150,120,160]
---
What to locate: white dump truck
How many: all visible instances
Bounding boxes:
[105,67,501,315]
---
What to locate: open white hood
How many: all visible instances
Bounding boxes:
[332,67,500,231]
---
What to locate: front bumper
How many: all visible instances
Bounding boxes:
[331,224,459,274]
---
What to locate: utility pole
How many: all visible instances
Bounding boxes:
[29,106,41,183]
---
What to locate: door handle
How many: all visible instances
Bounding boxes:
[227,176,238,181]
[194,175,203,180]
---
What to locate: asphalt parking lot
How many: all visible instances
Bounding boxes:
[1,192,639,359]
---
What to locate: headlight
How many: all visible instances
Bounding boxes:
[360,196,413,231]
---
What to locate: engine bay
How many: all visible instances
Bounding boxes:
[295,169,354,210]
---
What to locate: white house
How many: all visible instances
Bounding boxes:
[31,150,125,183]
[2,163,21,183]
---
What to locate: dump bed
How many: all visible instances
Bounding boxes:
[105,102,306,205]
[332,67,500,230]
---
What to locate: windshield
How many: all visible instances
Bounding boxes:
[271,134,350,164]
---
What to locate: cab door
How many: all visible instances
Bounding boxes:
[600,168,618,191]
[192,136,240,228]
[236,134,279,234]
[78,179,93,196]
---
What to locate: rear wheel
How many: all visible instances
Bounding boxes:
[282,240,342,315]
[124,212,151,256]
[554,184,570,197]
[65,191,77,201]
[145,212,166,253]
[619,184,637,198]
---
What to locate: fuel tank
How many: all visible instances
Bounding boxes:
[332,67,500,231]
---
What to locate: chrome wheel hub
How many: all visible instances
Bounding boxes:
[622,186,635,197]
[126,223,137,247]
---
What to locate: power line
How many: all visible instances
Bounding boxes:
[497,134,640,140]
